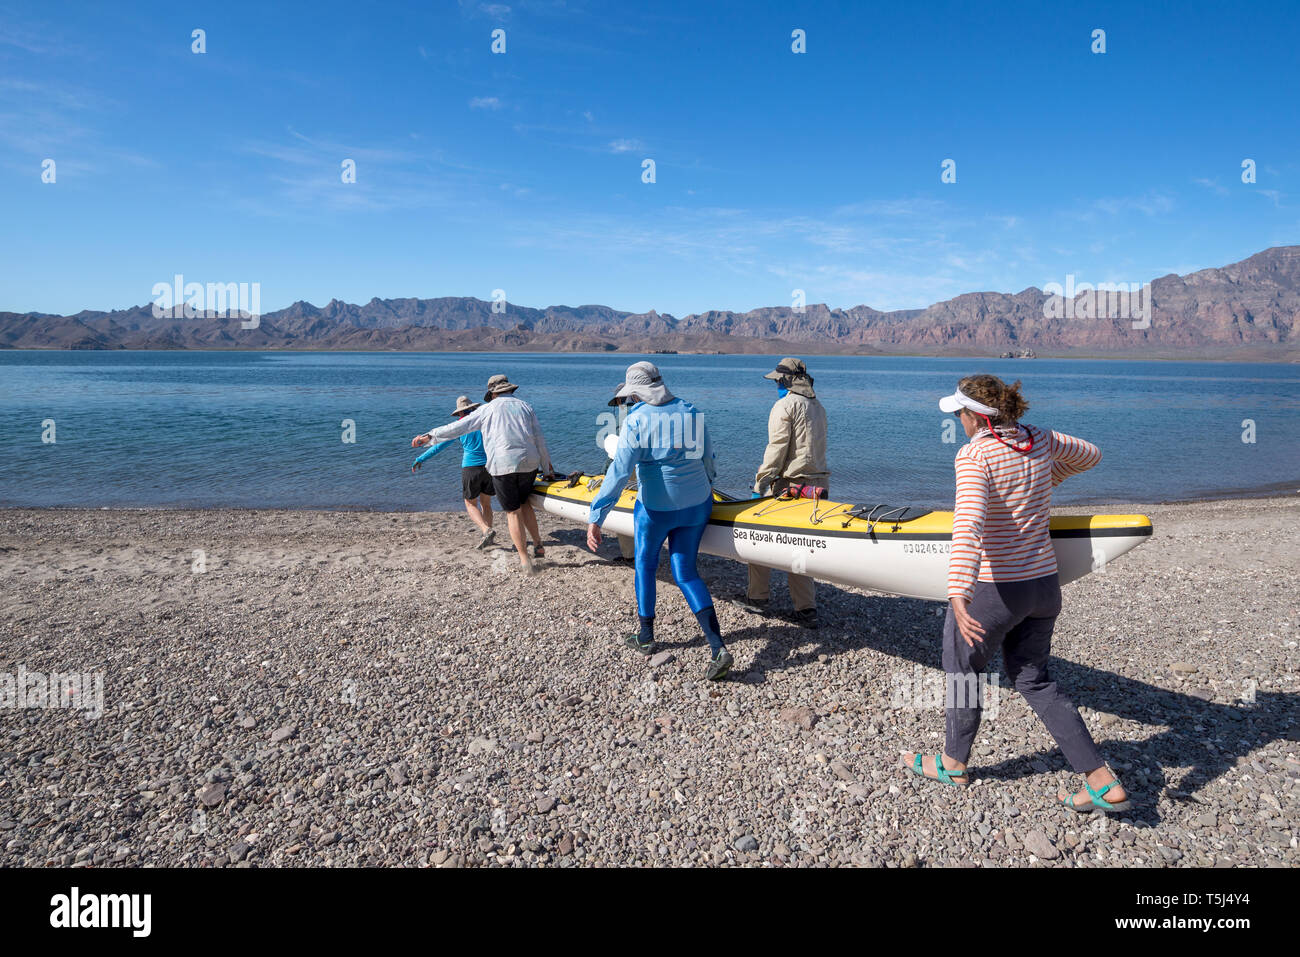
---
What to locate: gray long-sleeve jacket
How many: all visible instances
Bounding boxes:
[754,392,830,494]
[424,395,553,477]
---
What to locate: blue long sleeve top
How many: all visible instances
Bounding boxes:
[414,430,487,468]
[587,398,716,526]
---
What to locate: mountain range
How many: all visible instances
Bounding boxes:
[2,245,1297,358]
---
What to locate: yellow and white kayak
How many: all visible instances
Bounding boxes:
[532,475,1153,602]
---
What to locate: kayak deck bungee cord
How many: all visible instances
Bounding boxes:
[532,474,1153,602]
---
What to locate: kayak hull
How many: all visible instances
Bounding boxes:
[532,476,1153,602]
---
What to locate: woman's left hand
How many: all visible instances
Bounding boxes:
[586,523,602,552]
[950,596,986,647]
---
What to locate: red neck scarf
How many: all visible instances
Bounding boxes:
[976,415,1034,453]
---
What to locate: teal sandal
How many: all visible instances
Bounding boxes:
[1059,778,1132,814]
[908,753,970,788]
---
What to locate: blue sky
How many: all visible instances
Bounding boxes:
[1,0,1296,317]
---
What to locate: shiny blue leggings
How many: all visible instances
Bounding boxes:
[633,497,714,619]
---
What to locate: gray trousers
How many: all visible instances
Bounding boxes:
[943,574,1102,773]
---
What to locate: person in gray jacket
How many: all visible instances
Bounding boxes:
[742,358,830,628]
[413,374,554,574]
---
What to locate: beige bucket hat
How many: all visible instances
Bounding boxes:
[483,373,520,402]
[452,395,481,416]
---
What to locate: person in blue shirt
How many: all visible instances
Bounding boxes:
[584,362,733,681]
[412,395,496,549]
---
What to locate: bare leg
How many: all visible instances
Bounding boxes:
[506,510,531,566]
[478,493,494,529]
[463,498,491,534]
[519,501,543,554]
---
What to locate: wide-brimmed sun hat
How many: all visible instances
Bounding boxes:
[612,361,674,406]
[764,357,816,397]
[452,395,480,416]
[483,373,520,402]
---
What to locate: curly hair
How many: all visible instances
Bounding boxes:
[959,374,1029,425]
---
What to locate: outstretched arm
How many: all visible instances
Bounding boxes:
[412,439,455,469]
[417,404,488,446]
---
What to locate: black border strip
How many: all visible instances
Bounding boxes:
[530,488,1154,542]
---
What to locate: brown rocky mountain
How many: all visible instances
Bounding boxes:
[2,246,1296,358]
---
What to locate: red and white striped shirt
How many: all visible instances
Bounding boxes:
[947,424,1101,601]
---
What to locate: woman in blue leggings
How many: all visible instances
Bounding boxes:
[586,362,733,680]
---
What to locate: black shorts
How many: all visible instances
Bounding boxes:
[461,466,493,501]
[492,469,538,513]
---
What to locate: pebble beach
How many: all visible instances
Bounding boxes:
[1,496,1297,868]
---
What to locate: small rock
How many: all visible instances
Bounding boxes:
[229,841,250,862]
[1158,846,1183,863]
[1023,829,1059,860]
[558,833,574,856]
[649,651,674,667]
[467,737,497,755]
[1171,662,1198,675]
[778,706,816,730]
[525,731,544,743]
[240,717,257,730]
[536,796,557,814]
[734,835,759,853]
[829,760,856,783]
[269,724,297,744]
[196,783,226,807]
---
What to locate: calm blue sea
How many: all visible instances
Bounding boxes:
[0,351,1296,511]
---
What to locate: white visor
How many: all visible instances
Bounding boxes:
[938,388,999,417]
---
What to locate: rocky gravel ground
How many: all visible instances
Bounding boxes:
[0,497,1296,868]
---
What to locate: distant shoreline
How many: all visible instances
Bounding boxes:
[2,346,1297,363]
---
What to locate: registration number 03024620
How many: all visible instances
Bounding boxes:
[902,542,950,555]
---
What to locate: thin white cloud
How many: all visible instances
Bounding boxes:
[1193,176,1230,196]
[469,96,503,110]
[608,138,645,153]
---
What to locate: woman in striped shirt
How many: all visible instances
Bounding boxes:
[904,374,1132,814]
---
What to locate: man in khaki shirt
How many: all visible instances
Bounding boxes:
[743,358,829,628]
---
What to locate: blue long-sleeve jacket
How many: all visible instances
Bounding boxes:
[587,398,715,526]
[414,430,487,468]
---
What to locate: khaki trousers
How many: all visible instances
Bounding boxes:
[746,477,824,612]
[617,533,636,560]
[747,563,816,611]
